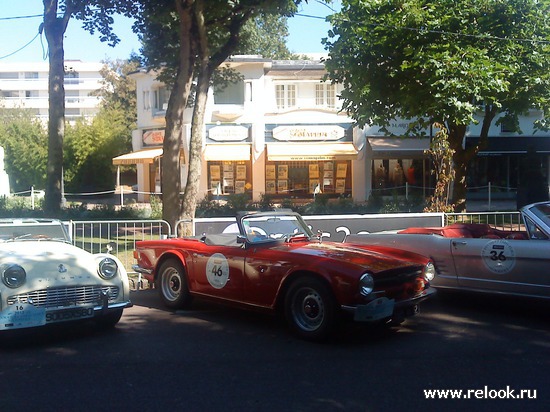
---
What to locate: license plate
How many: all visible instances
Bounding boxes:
[0,304,46,330]
[45,307,95,323]
[355,297,395,322]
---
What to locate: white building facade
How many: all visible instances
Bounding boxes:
[0,60,103,122]
[120,56,550,205]
[120,57,368,203]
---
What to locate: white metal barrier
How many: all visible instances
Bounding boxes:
[69,220,171,288]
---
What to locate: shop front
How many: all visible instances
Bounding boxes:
[264,124,360,201]
[204,124,253,199]
[466,136,550,203]
[366,137,433,199]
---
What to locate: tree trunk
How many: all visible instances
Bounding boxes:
[43,1,69,214]
[180,0,209,236]
[161,0,195,230]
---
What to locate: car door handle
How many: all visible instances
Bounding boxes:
[452,240,467,247]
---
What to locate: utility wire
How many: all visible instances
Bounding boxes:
[0,13,44,60]
[295,12,550,46]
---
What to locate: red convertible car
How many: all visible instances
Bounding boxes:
[133,210,436,341]
[345,202,550,300]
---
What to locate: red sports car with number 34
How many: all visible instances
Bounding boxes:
[133,210,436,341]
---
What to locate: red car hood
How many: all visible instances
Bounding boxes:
[268,239,426,274]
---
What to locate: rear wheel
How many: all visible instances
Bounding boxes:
[156,258,192,309]
[284,276,337,341]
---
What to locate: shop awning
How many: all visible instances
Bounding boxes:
[204,144,251,161]
[466,136,550,156]
[368,137,430,159]
[267,143,358,161]
[112,148,163,165]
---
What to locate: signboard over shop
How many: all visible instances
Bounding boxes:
[273,125,345,141]
[208,125,249,141]
[142,129,165,146]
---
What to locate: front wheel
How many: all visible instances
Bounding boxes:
[95,309,123,329]
[284,276,337,341]
[156,258,192,309]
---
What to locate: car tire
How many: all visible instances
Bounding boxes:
[156,258,192,309]
[96,309,123,329]
[284,276,337,341]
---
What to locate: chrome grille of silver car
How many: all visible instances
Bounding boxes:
[7,285,119,308]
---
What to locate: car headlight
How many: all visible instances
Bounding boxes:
[359,272,374,296]
[98,257,118,280]
[424,261,436,281]
[2,264,27,288]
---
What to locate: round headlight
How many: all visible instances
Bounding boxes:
[359,272,374,296]
[2,264,27,288]
[98,257,118,280]
[424,261,436,281]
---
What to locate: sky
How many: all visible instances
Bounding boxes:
[0,0,341,63]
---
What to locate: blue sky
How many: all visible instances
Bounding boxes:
[0,1,341,63]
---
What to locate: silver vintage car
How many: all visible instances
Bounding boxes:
[344,202,550,300]
[0,218,131,331]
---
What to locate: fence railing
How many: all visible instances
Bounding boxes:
[69,220,171,280]
[444,211,523,231]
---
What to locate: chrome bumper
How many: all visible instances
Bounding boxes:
[342,287,436,322]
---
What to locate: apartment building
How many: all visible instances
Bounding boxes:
[118,56,550,204]
[0,60,103,121]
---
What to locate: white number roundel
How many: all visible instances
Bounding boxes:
[206,253,230,289]
[481,240,516,274]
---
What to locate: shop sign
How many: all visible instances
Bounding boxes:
[143,129,165,146]
[273,125,345,141]
[209,125,249,141]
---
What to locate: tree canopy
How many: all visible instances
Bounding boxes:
[134,0,303,230]
[324,0,550,210]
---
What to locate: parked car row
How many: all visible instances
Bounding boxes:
[3,202,549,341]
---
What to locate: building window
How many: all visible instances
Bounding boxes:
[64,71,80,85]
[208,161,252,197]
[65,90,80,103]
[276,84,296,110]
[143,91,151,110]
[372,158,432,197]
[65,108,81,118]
[265,160,351,198]
[214,80,245,104]
[153,86,170,113]
[1,91,18,98]
[0,72,18,79]
[24,72,38,79]
[315,83,336,108]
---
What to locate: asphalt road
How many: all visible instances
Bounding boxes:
[1,289,548,412]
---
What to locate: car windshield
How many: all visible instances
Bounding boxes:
[241,213,314,242]
[0,219,70,242]
[530,203,550,229]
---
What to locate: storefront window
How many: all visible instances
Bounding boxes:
[265,160,351,198]
[372,158,430,196]
[208,161,252,197]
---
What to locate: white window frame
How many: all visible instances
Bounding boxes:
[315,83,336,109]
[276,84,296,110]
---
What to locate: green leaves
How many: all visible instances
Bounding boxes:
[324,0,550,130]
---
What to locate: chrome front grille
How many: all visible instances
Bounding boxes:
[7,285,119,308]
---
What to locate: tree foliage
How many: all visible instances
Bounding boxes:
[324,0,550,210]
[235,13,295,59]
[64,107,133,193]
[135,0,302,230]
[41,0,139,213]
[0,108,48,193]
